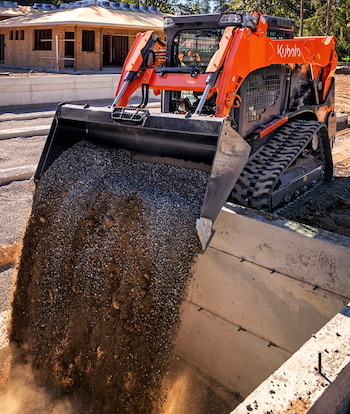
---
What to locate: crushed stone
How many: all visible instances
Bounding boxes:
[10,141,209,413]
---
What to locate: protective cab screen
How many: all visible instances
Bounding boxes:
[172,29,224,70]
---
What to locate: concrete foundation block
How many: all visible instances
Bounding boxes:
[0,74,122,107]
[188,248,348,355]
[232,304,350,414]
[174,301,291,398]
[336,113,348,124]
[0,126,50,140]
[0,165,37,186]
[211,204,350,298]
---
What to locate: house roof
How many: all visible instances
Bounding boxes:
[0,5,165,30]
[0,5,38,18]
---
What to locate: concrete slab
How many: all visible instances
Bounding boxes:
[0,125,50,140]
[232,304,350,414]
[174,203,350,403]
[0,74,120,107]
[188,248,349,354]
[174,301,291,398]
[0,74,160,108]
[337,113,348,124]
[211,204,350,297]
[0,165,36,186]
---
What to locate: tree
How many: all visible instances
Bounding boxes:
[120,0,174,13]
[175,0,201,14]
[223,0,299,19]
[201,0,211,13]
[304,0,350,60]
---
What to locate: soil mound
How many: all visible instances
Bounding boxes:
[9,141,208,413]
[291,177,350,237]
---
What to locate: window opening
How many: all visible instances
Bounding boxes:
[64,31,75,68]
[34,29,52,50]
[82,30,95,52]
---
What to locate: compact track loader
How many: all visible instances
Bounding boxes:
[34,11,337,248]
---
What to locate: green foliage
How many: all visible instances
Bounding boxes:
[223,0,300,19]
[303,0,350,60]
[123,0,175,13]
[201,0,210,13]
[175,0,201,14]
[221,0,349,60]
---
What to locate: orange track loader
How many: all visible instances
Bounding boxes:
[34,12,337,248]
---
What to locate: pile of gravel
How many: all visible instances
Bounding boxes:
[10,141,208,413]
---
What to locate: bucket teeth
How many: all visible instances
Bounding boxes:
[196,217,213,250]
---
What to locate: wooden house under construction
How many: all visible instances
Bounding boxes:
[0,1,165,70]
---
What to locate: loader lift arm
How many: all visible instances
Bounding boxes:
[113,13,337,118]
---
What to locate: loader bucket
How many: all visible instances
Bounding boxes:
[35,103,250,248]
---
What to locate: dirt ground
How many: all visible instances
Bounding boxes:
[335,74,350,116]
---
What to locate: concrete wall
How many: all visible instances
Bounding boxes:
[172,204,350,406]
[232,304,350,414]
[0,74,121,106]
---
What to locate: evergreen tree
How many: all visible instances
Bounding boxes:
[175,0,201,14]
[304,0,350,60]
[125,0,175,13]
[201,0,210,13]
[224,0,299,19]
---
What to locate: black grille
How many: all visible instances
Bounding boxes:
[246,74,281,122]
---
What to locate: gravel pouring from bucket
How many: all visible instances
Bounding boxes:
[35,103,250,249]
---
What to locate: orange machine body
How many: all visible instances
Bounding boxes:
[115,12,337,119]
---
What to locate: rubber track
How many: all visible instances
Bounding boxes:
[231,119,325,214]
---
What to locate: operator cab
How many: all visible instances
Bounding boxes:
[161,13,295,116]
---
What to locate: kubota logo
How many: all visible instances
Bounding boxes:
[277,44,301,58]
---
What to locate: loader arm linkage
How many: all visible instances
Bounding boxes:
[114,12,337,117]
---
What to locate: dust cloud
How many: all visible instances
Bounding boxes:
[0,359,75,414]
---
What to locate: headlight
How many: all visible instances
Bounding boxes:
[219,14,242,25]
[164,17,175,28]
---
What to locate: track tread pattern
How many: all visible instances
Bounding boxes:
[231,119,324,212]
